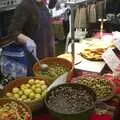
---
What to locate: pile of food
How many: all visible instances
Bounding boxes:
[5,79,47,103]
[77,77,115,101]
[80,37,114,61]
[0,101,30,120]
[81,47,107,61]
[36,64,69,81]
[46,84,95,114]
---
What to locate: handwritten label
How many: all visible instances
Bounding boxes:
[102,48,120,73]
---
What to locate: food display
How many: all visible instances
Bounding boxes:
[80,47,107,61]
[45,84,95,114]
[0,100,31,120]
[75,77,115,101]
[5,79,47,103]
[80,37,114,61]
[36,64,69,81]
[33,57,72,84]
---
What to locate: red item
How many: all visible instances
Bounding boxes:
[90,113,112,120]
[116,87,120,94]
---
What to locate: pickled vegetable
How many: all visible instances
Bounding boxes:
[78,77,114,100]
[37,64,69,81]
[0,101,31,120]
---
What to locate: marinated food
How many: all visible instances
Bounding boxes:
[0,101,30,120]
[78,77,114,100]
[5,79,47,103]
[36,64,69,81]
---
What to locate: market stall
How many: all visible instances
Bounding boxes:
[0,0,120,120]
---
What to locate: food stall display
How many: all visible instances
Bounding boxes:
[0,31,120,120]
[0,37,119,120]
[0,0,120,119]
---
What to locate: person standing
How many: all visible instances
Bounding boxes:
[0,0,55,77]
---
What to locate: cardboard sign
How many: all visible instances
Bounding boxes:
[102,48,120,73]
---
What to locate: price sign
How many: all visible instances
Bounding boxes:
[114,39,120,51]
[102,48,120,73]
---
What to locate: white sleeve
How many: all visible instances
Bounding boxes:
[52,7,68,18]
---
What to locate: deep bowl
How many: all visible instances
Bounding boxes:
[3,77,49,111]
[0,98,32,120]
[33,57,72,84]
[44,83,96,120]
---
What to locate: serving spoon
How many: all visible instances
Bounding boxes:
[31,52,48,72]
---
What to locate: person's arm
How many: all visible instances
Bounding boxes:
[17,33,36,57]
[17,33,31,44]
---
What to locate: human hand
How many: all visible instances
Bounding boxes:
[26,39,37,57]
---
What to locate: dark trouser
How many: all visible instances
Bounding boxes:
[25,50,36,76]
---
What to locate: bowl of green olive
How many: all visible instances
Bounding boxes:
[72,76,116,102]
[33,57,72,84]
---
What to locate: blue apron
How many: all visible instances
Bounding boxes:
[0,43,27,78]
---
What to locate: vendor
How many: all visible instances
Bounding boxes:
[0,0,55,78]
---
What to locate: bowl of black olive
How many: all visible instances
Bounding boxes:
[44,83,96,120]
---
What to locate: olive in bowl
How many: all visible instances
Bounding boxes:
[44,83,96,120]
